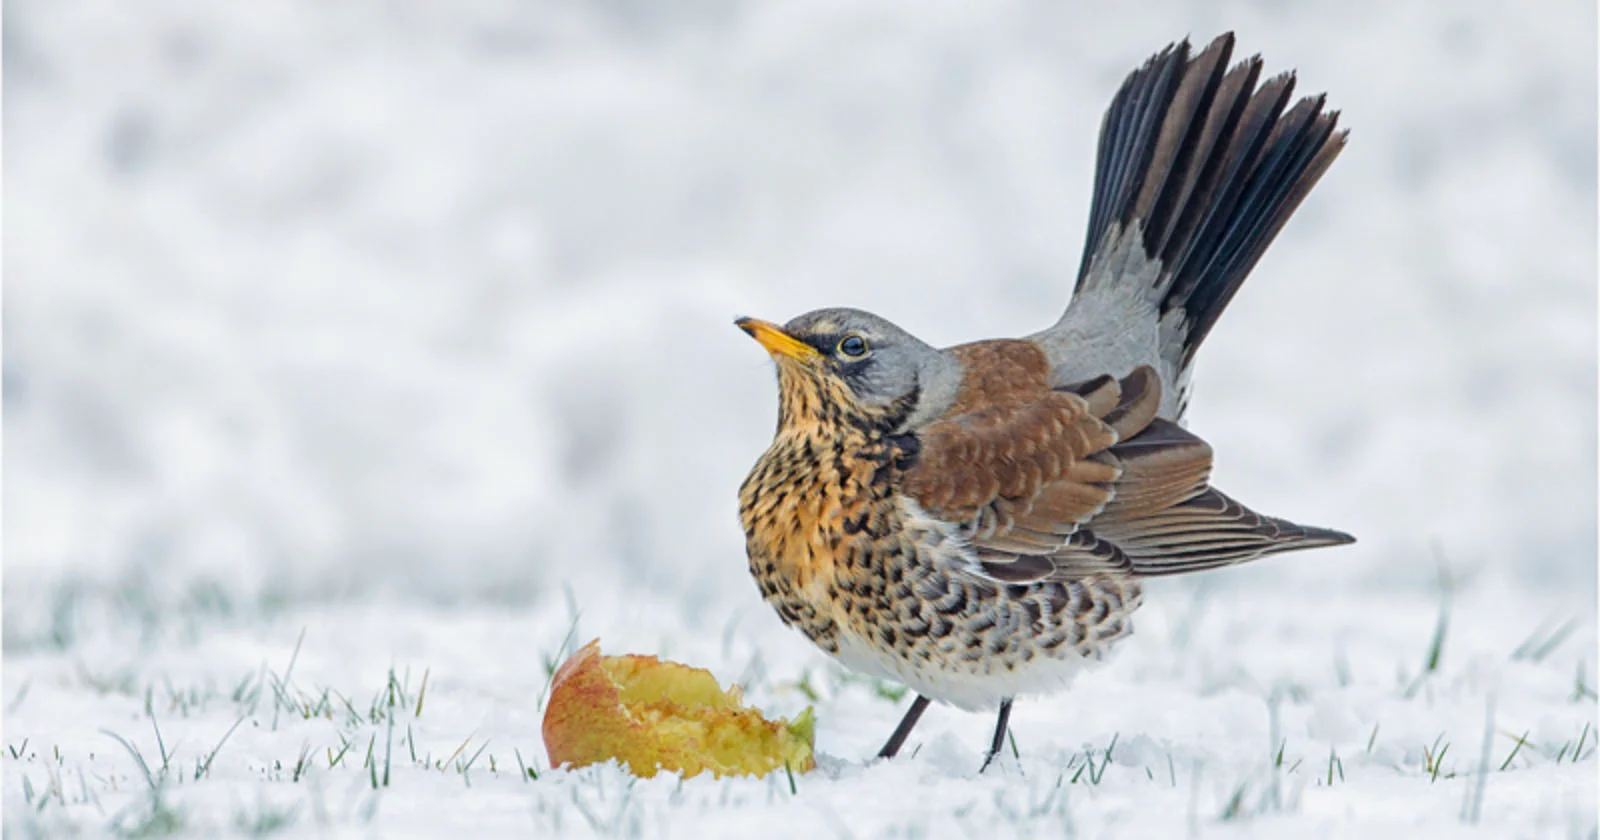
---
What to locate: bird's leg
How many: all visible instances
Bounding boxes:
[876,694,932,759]
[978,698,1014,773]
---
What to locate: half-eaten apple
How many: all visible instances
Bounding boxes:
[541,639,816,779]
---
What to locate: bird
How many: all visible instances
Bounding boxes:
[735,32,1353,772]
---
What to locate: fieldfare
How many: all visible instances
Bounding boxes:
[737,32,1352,771]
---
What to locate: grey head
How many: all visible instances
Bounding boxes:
[737,307,962,432]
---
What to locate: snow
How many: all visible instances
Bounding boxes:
[4,0,1595,836]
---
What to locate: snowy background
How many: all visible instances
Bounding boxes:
[4,0,1596,837]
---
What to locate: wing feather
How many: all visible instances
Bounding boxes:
[899,351,1350,583]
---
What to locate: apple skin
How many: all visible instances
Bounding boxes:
[541,639,815,779]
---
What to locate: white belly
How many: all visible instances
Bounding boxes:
[827,621,1125,712]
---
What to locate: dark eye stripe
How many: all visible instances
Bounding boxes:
[800,333,840,356]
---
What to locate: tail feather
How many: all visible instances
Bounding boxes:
[1092,486,1356,578]
[1081,40,1193,269]
[1074,32,1347,371]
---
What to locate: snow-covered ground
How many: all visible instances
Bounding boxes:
[4,1,1595,836]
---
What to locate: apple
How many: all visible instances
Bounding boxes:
[541,639,816,779]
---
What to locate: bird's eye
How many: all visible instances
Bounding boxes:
[838,335,869,358]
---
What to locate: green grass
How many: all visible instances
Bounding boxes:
[1422,733,1453,782]
[1404,592,1451,699]
[110,791,185,839]
[1512,617,1580,663]
[1461,698,1496,825]
[1573,661,1598,703]
[1554,722,1594,764]
[232,800,300,838]
[8,680,33,714]
[1498,730,1532,770]
[9,623,578,835]
[515,747,538,781]
[193,716,245,781]
[1218,782,1248,821]
[535,611,584,714]
[9,584,1595,837]
[1068,733,1118,786]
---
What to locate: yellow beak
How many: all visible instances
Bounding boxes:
[736,317,821,363]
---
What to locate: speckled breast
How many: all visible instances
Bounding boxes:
[739,429,1144,709]
[738,427,900,654]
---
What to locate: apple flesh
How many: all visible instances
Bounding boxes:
[541,639,816,779]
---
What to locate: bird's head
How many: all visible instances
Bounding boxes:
[736,307,957,435]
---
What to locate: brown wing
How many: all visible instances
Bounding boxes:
[900,361,1168,581]
[899,351,1351,583]
[901,390,1118,527]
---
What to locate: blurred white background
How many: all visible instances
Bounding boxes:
[5,0,1595,643]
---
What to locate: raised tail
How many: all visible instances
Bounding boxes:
[1047,33,1346,417]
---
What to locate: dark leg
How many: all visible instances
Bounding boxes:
[978,698,1014,773]
[876,694,932,759]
